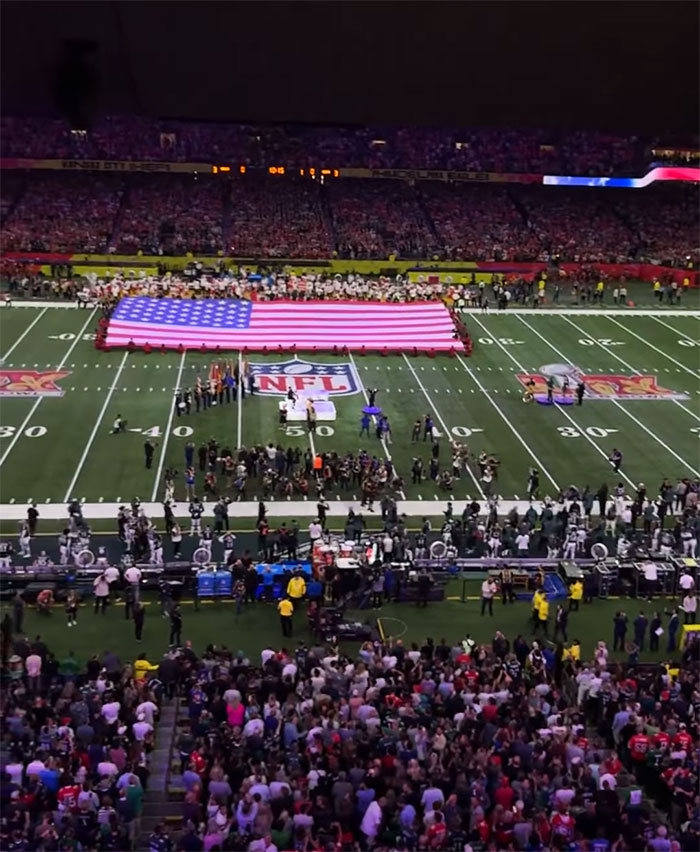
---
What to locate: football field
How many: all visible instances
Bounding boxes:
[0,303,699,512]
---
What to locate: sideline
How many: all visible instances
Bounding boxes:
[0,497,630,522]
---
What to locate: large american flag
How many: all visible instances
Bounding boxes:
[104,297,459,351]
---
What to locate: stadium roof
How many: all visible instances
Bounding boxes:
[1,1,698,134]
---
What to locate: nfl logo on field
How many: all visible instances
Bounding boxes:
[248,359,360,397]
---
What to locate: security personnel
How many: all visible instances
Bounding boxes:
[568,579,583,611]
[563,639,581,662]
[287,572,306,603]
[532,588,546,631]
[278,597,294,636]
[534,594,549,638]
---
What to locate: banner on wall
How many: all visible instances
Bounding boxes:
[339,167,541,183]
[0,158,211,173]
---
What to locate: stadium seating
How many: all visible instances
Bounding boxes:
[1,115,685,174]
[226,178,332,258]
[115,175,224,256]
[1,173,124,253]
[1,170,697,264]
[326,179,439,259]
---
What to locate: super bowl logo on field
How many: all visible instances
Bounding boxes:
[516,363,689,401]
[248,359,360,397]
[0,370,71,397]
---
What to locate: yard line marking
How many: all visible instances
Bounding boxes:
[515,317,637,489]
[454,350,559,492]
[0,307,48,362]
[348,352,404,498]
[0,309,97,469]
[605,316,700,379]
[401,353,485,499]
[650,315,700,342]
[292,352,317,459]
[561,316,700,424]
[150,349,187,501]
[63,350,130,500]
[551,317,700,474]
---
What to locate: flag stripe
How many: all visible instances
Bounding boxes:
[104,297,459,351]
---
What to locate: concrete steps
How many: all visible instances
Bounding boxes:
[137,697,181,848]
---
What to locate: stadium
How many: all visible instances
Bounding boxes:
[0,3,699,852]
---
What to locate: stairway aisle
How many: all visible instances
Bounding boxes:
[138,697,182,847]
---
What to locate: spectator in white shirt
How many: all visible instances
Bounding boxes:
[131,714,153,742]
[124,565,142,602]
[136,700,158,726]
[26,653,42,692]
[97,759,118,778]
[679,571,695,592]
[515,532,530,556]
[360,797,385,844]
[100,700,121,726]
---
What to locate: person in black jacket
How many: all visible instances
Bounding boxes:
[596,482,609,518]
[633,611,648,651]
[613,611,628,651]
[169,605,182,647]
[133,602,145,641]
[649,612,662,651]
[553,604,569,643]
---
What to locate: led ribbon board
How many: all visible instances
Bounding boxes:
[543,166,700,188]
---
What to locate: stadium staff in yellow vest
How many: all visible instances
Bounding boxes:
[535,594,550,638]
[278,597,294,636]
[563,639,581,662]
[568,579,583,612]
[531,587,546,630]
[134,652,159,682]
[287,572,307,603]
[653,278,661,299]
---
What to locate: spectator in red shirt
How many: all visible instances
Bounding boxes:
[493,775,515,810]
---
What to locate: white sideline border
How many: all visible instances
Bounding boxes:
[0,498,644,523]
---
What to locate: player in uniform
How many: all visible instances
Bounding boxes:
[609,448,623,472]
[189,498,204,537]
[65,590,79,627]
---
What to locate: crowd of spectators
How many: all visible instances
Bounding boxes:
[2,603,698,852]
[515,188,641,264]
[419,184,540,262]
[612,186,700,268]
[327,181,439,259]
[0,171,696,264]
[3,116,685,175]
[227,179,332,259]
[1,174,124,254]
[165,616,699,852]
[0,629,163,851]
[115,176,224,256]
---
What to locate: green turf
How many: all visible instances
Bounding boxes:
[1,589,684,667]
[0,304,699,506]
